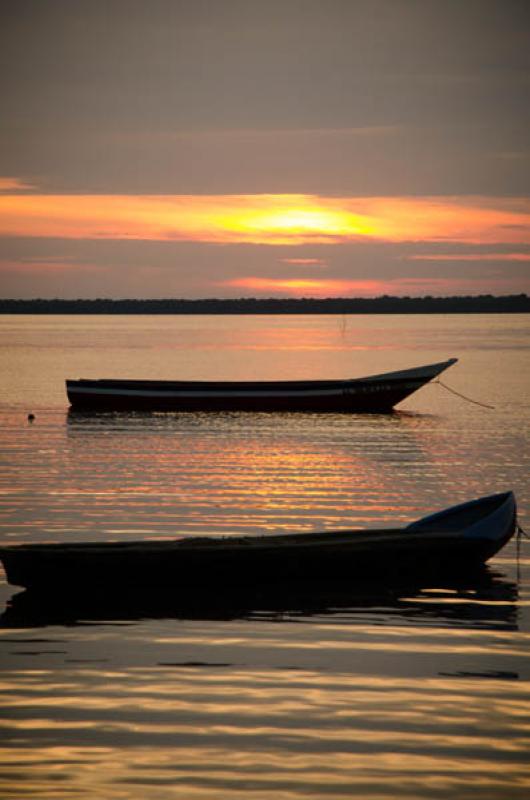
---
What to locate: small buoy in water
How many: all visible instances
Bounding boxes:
[28,413,35,422]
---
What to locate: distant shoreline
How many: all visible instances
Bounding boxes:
[0,295,529,314]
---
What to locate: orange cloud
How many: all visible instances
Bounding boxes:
[280,258,328,266]
[223,277,389,296]
[222,275,526,297]
[0,258,103,274]
[406,252,530,262]
[0,177,35,192]
[0,192,529,245]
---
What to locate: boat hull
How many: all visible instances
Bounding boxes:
[0,492,516,595]
[66,359,458,412]
[0,532,508,593]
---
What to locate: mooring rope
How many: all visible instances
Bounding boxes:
[517,523,530,541]
[433,379,495,410]
[516,523,529,586]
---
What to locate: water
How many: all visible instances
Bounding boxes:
[0,314,529,799]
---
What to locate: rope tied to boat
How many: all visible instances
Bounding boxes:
[433,378,495,410]
[516,523,529,586]
[517,523,530,541]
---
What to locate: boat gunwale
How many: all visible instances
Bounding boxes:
[65,358,458,394]
[0,525,507,557]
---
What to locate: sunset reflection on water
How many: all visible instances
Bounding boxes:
[1,665,529,799]
[0,314,529,799]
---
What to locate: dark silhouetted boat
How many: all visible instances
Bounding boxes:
[66,358,458,412]
[0,492,516,596]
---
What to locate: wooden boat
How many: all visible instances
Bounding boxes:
[66,358,458,412]
[0,492,516,595]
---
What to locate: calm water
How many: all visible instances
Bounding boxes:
[0,314,529,799]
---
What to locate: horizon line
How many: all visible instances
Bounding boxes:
[1,294,528,303]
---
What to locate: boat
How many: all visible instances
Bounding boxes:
[66,358,458,412]
[0,492,516,595]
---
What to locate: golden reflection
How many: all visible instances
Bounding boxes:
[151,630,526,657]
[0,745,527,800]
[58,417,398,538]
[0,671,529,799]
[1,663,529,797]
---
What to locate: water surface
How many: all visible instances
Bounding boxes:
[0,314,529,798]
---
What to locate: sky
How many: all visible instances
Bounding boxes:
[1,0,529,299]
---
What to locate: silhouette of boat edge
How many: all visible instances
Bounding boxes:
[0,492,516,598]
[66,358,458,412]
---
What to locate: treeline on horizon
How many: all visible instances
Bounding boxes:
[0,295,529,314]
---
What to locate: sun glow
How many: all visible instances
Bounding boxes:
[223,278,387,296]
[0,185,529,247]
[216,203,374,243]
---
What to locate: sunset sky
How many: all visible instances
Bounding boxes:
[1,0,529,299]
